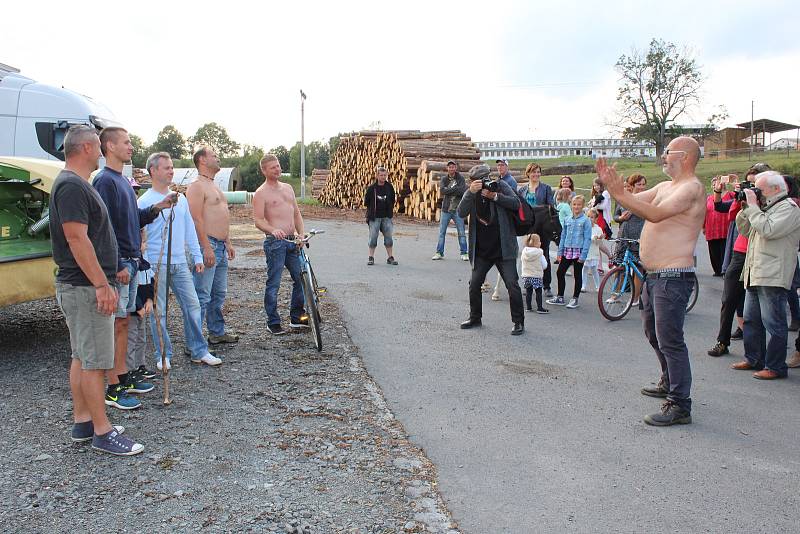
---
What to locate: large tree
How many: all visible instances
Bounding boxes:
[189,122,241,158]
[150,125,187,159]
[268,145,290,173]
[129,133,148,168]
[614,38,705,156]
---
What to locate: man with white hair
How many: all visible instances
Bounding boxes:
[730,171,800,380]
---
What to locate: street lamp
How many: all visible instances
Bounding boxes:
[300,90,307,199]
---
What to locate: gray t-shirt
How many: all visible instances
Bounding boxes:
[49,169,118,286]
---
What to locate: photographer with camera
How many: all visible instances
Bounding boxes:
[458,164,525,335]
[730,171,800,380]
[706,167,765,357]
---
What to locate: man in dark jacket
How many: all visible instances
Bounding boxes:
[458,164,524,335]
[432,160,468,261]
[364,166,398,266]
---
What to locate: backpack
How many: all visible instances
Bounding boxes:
[512,191,536,236]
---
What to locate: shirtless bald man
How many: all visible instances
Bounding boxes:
[187,146,239,345]
[253,154,308,336]
[597,136,705,426]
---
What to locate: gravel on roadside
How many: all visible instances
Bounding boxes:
[0,250,459,533]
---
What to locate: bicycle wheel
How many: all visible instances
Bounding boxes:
[686,276,699,313]
[301,270,322,351]
[598,266,634,321]
[307,262,323,324]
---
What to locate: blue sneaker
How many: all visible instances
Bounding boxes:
[91,428,144,456]
[105,385,142,410]
[122,371,154,394]
[71,422,125,443]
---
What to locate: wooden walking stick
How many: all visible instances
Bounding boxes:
[160,206,175,405]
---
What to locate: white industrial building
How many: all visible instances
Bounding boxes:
[476,138,656,159]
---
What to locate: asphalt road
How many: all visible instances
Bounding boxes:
[242,217,800,533]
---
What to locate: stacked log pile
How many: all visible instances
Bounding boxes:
[317,130,482,221]
[310,169,330,198]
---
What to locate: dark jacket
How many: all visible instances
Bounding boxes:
[457,180,520,263]
[440,172,466,213]
[364,181,396,221]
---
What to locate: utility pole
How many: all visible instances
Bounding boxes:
[300,90,307,199]
[749,100,754,161]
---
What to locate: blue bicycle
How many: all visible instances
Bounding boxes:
[286,230,326,350]
[597,238,698,321]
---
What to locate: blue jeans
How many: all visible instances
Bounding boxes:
[149,262,208,362]
[743,286,789,376]
[263,238,305,326]
[641,274,694,412]
[193,236,229,337]
[436,211,467,255]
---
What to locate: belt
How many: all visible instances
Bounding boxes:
[648,271,696,280]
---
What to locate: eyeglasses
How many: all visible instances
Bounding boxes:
[661,149,686,157]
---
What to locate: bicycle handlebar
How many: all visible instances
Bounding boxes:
[281,229,325,244]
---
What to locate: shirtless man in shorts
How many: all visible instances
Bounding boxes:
[597,136,706,426]
[252,154,307,335]
[187,146,239,345]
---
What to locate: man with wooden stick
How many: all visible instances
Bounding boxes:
[93,127,172,410]
[253,154,308,336]
[597,136,705,426]
[139,152,222,368]
[50,125,143,455]
[187,146,239,346]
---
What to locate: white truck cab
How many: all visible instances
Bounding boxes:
[0,63,120,161]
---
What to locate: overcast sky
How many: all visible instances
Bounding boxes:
[5,0,799,149]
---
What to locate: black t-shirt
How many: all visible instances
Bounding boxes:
[475,196,501,260]
[373,183,391,218]
[49,170,118,286]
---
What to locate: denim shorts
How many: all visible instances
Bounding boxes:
[115,258,139,319]
[56,282,115,370]
[368,217,393,248]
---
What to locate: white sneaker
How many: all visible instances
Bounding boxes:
[431,252,444,260]
[192,352,222,366]
[460,254,469,261]
[491,293,501,301]
[156,359,171,371]
[546,296,565,306]
[566,298,580,309]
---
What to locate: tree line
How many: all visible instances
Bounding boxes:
[130,122,339,191]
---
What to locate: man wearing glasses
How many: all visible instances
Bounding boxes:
[597,136,705,426]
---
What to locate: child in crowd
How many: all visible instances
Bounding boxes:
[127,261,156,380]
[520,233,549,314]
[547,195,592,309]
[582,208,604,292]
[555,187,573,227]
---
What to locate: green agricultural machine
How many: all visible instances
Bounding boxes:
[0,157,62,307]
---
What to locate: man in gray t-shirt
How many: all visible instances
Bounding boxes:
[48,125,144,456]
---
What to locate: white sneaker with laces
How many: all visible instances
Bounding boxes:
[432,252,444,260]
[566,298,580,309]
[460,254,469,261]
[192,352,222,366]
[156,359,171,371]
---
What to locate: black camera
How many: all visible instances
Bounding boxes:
[481,178,499,193]
[735,181,761,202]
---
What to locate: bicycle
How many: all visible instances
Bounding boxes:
[597,238,699,321]
[285,229,326,351]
